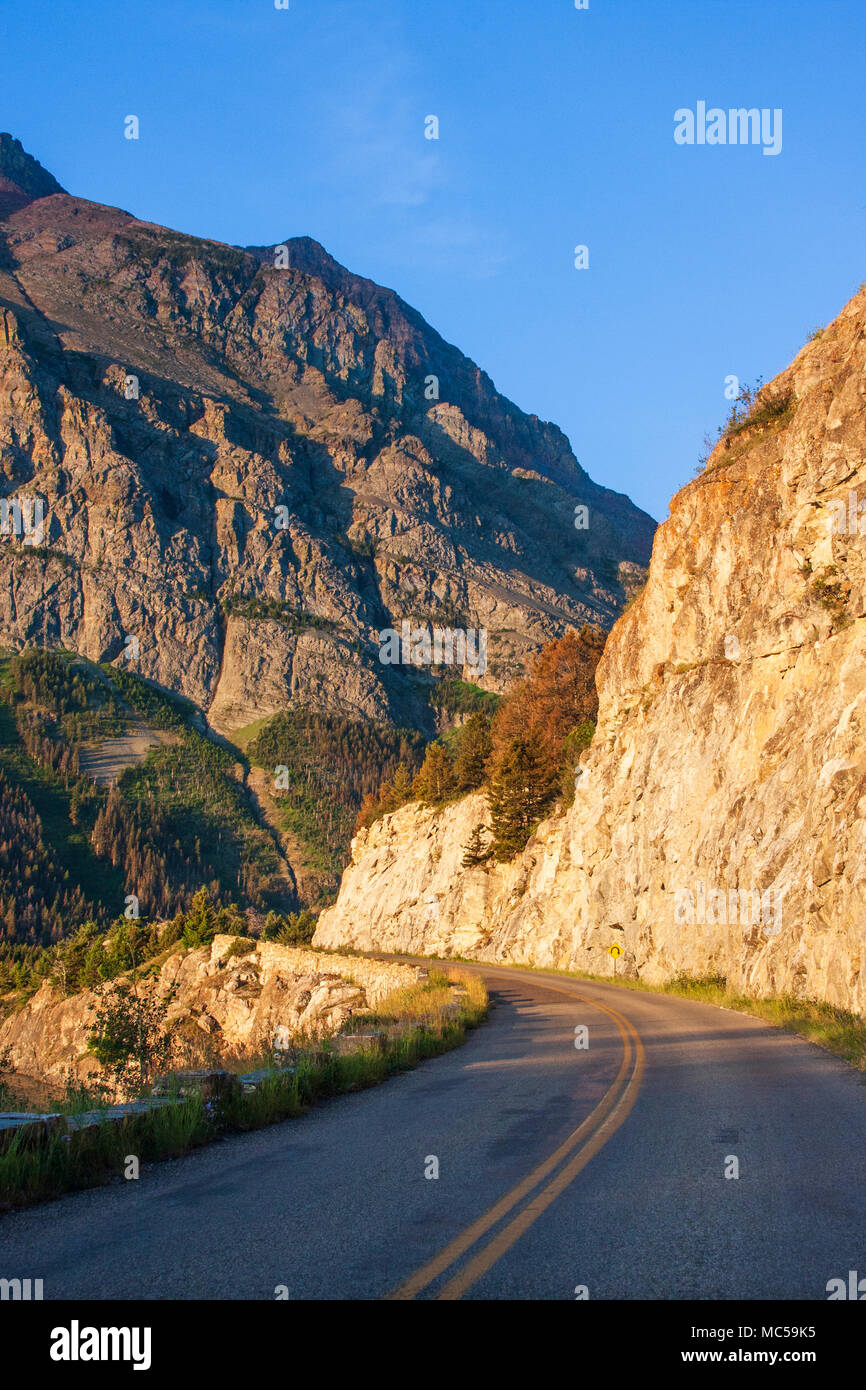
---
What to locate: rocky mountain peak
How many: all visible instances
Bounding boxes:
[0,134,66,217]
[0,140,655,745]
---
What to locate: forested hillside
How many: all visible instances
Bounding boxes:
[0,651,291,983]
[246,710,425,902]
[357,627,603,861]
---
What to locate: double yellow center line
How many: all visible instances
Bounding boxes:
[386,980,645,1300]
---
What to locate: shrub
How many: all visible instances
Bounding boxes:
[261,909,317,946]
[461,824,493,868]
[87,980,174,1096]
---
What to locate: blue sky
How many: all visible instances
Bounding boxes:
[4,0,865,521]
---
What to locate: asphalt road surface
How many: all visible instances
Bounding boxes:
[2,964,865,1301]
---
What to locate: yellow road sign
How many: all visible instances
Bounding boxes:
[608,943,623,959]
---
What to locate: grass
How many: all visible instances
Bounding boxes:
[699,382,797,474]
[427,679,501,717]
[656,975,866,1068]
[228,716,272,752]
[810,566,852,630]
[0,969,488,1212]
[343,968,487,1032]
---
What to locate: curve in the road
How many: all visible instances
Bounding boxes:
[4,962,866,1301]
[388,983,644,1300]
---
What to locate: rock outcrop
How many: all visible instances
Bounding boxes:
[0,135,653,737]
[316,285,866,1014]
[0,936,424,1095]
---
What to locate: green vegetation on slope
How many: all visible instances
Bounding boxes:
[0,650,293,975]
[426,678,501,718]
[247,710,425,900]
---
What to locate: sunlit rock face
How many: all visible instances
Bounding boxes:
[316,286,866,1015]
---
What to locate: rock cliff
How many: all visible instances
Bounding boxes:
[0,135,653,737]
[316,285,866,1014]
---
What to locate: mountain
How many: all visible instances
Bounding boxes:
[315,283,866,1016]
[0,134,653,739]
[0,133,65,219]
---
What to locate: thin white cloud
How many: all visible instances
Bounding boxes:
[410,214,511,278]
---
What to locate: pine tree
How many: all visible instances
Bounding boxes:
[412,742,454,805]
[454,712,492,791]
[181,887,217,947]
[461,824,493,868]
[390,762,415,803]
[487,733,558,860]
[374,776,397,816]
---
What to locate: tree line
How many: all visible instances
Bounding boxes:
[357,628,604,861]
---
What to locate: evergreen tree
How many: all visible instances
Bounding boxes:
[487,733,558,860]
[390,762,415,803]
[181,887,217,947]
[412,742,454,805]
[461,824,493,868]
[454,712,492,791]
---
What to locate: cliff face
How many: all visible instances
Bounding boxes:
[0,136,653,737]
[316,286,866,1013]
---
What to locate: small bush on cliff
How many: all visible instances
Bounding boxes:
[560,720,596,805]
[87,981,174,1096]
[222,935,257,961]
[723,383,795,440]
[461,824,493,868]
[260,908,317,946]
[811,565,852,629]
[698,378,797,472]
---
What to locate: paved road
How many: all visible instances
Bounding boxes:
[2,964,865,1300]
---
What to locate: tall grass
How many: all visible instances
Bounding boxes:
[657,974,866,1069]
